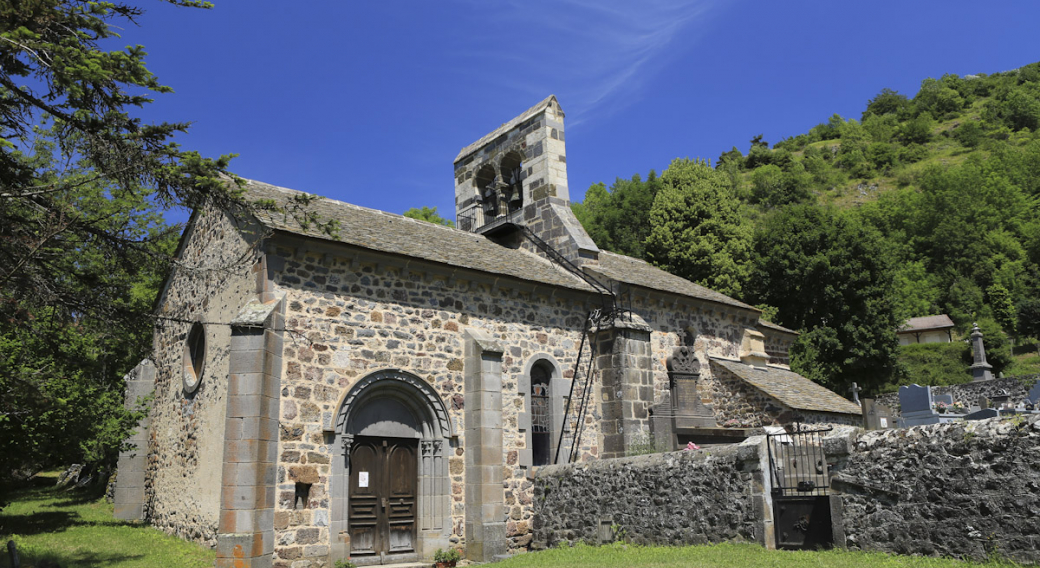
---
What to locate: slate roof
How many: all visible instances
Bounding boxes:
[711,358,862,415]
[758,319,798,335]
[455,95,558,163]
[586,251,756,311]
[899,314,955,334]
[241,180,598,294]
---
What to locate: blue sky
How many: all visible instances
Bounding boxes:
[122,1,1040,221]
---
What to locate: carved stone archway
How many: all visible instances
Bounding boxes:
[330,369,453,565]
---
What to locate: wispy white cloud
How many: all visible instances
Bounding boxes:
[451,0,717,127]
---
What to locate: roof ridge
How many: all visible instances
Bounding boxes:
[243,178,479,238]
[240,178,597,292]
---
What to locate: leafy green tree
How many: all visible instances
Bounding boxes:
[749,163,812,207]
[1002,89,1040,131]
[862,113,898,143]
[954,120,984,148]
[862,88,911,120]
[1,127,177,476]
[716,146,745,169]
[572,171,663,259]
[987,284,1017,337]
[0,1,252,477]
[1017,297,1040,353]
[646,158,752,298]
[898,113,935,144]
[914,77,966,119]
[747,206,899,393]
[403,206,455,227]
[866,142,897,172]
[744,135,772,169]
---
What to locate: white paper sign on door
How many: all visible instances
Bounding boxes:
[359,472,369,488]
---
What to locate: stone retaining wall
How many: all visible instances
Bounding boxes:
[531,439,768,549]
[828,415,1040,563]
[532,416,1040,564]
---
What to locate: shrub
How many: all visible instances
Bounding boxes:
[894,342,971,388]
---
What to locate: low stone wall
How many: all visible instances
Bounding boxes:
[828,415,1040,563]
[531,439,767,548]
[874,376,1037,416]
[532,416,1040,563]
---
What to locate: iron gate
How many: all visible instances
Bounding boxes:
[766,424,835,549]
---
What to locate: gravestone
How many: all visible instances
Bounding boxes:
[1028,382,1040,405]
[991,389,1011,409]
[650,339,715,449]
[897,384,962,427]
[965,408,999,421]
[861,398,895,430]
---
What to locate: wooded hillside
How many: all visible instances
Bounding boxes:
[573,61,1040,395]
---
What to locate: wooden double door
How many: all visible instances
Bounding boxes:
[348,437,418,560]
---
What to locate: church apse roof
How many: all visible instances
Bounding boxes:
[241,180,600,294]
[710,358,862,415]
[586,251,757,311]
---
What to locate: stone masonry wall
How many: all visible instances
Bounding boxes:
[828,415,1040,563]
[268,243,599,563]
[710,366,860,428]
[633,295,785,430]
[762,331,794,367]
[531,440,766,548]
[148,209,263,546]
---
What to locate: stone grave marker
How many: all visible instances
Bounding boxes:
[991,389,1011,409]
[898,384,962,427]
[965,408,999,421]
[861,398,895,430]
[1028,382,1040,405]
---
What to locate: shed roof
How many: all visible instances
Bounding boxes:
[711,358,862,415]
[242,180,598,294]
[899,314,955,334]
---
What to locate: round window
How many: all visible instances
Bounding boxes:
[182,322,206,394]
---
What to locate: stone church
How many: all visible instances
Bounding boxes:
[112,96,861,568]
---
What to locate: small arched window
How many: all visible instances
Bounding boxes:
[182,322,206,394]
[530,362,552,466]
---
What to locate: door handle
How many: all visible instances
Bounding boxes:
[381,497,388,510]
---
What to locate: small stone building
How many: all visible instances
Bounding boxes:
[113,96,860,568]
[897,314,955,346]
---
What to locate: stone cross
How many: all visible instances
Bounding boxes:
[849,382,862,404]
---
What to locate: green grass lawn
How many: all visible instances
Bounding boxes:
[0,473,214,568]
[497,542,1020,568]
[0,474,1022,568]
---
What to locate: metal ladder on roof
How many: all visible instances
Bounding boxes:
[512,223,621,464]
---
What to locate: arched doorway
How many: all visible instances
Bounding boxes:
[330,370,453,565]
